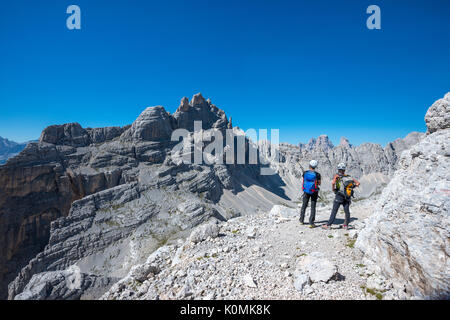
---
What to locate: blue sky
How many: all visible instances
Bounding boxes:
[1,0,449,146]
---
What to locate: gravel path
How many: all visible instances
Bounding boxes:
[102,197,399,300]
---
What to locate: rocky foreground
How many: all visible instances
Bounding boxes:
[357,93,450,299]
[98,198,399,301]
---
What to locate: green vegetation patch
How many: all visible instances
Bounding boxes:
[111,203,125,211]
[105,219,120,228]
[346,239,356,248]
[360,285,384,300]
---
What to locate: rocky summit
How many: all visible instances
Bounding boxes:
[0,93,448,300]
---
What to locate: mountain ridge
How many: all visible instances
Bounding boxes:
[0,137,31,165]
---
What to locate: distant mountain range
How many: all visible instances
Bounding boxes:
[0,137,33,164]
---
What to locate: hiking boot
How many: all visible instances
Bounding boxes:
[308,224,316,229]
[299,220,305,225]
[341,224,349,230]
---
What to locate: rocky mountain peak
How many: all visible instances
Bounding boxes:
[339,137,352,148]
[190,92,207,106]
[173,93,229,131]
[302,135,334,152]
[39,122,90,147]
[0,137,18,148]
[122,105,173,142]
[425,92,450,133]
[178,97,190,112]
[0,137,29,165]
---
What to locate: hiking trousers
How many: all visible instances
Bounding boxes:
[300,192,318,225]
[327,193,351,226]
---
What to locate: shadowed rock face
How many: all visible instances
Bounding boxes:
[0,153,72,299]
[0,125,129,299]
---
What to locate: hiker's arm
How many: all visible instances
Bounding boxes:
[331,174,338,190]
[353,178,360,187]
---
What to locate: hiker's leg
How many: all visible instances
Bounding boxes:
[327,196,341,226]
[343,200,351,226]
[309,192,318,225]
[300,193,310,223]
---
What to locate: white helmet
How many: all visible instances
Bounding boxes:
[337,162,346,170]
[309,160,318,168]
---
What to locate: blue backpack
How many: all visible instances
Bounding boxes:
[302,171,319,194]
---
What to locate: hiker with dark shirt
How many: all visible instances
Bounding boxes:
[300,160,321,228]
[322,163,360,230]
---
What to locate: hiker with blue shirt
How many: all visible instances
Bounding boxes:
[299,160,321,228]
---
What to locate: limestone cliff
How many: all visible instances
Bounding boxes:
[356,93,450,299]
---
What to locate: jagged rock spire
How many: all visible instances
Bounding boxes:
[227,116,233,129]
[339,137,352,148]
[190,93,206,106]
[174,93,229,132]
[178,97,190,112]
